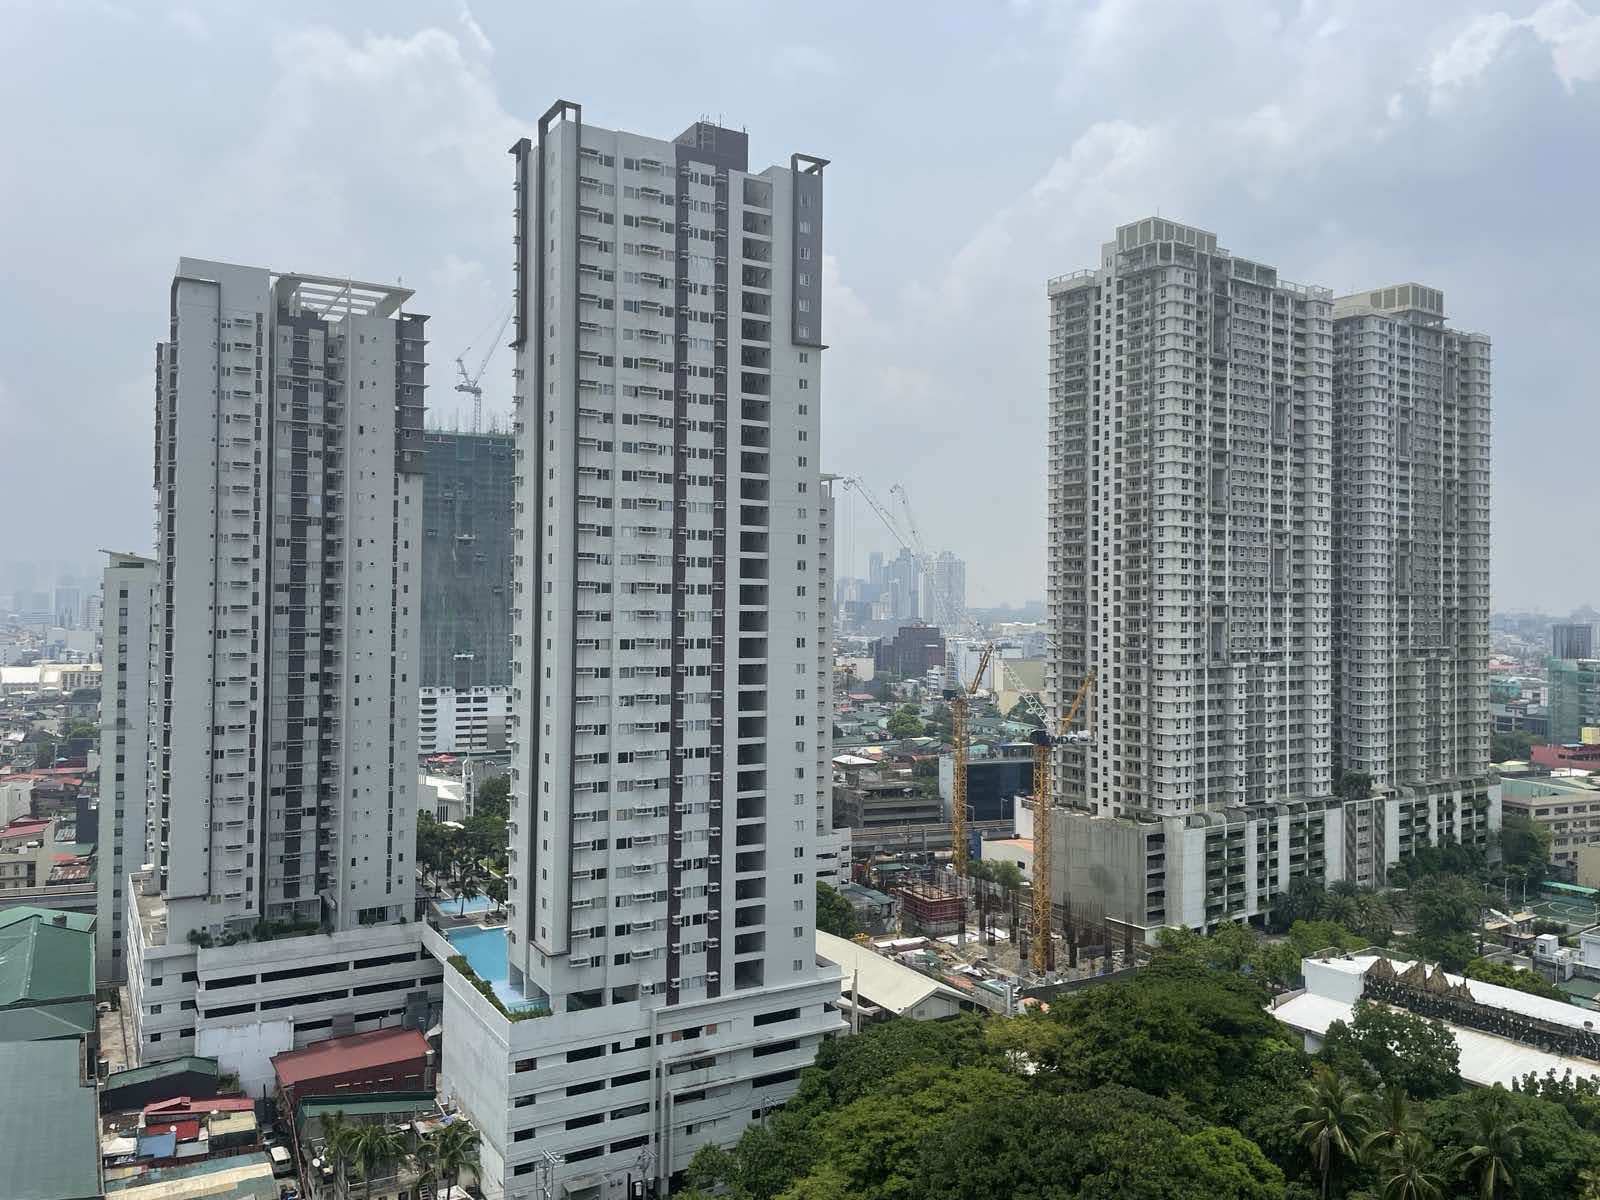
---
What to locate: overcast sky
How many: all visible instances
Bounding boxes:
[2,0,1596,609]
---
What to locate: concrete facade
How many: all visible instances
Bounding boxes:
[481,104,841,1196]
[418,685,511,754]
[96,551,158,982]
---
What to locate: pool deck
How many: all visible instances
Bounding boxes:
[445,923,548,1014]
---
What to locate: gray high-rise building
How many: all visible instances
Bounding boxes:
[1331,284,1491,795]
[127,260,440,1076]
[420,430,515,688]
[1048,218,1334,819]
[1554,622,1595,661]
[1041,223,1497,939]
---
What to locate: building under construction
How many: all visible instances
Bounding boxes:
[894,882,964,937]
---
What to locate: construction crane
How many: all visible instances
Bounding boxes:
[454,306,513,434]
[947,641,994,877]
[1029,670,1094,973]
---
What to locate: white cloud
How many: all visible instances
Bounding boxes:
[1529,0,1600,87]
[457,1,494,58]
[1429,1,1600,106]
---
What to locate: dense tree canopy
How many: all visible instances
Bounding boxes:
[816,882,858,938]
[686,923,1600,1200]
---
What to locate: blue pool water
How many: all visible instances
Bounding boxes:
[441,895,493,915]
[446,924,545,1013]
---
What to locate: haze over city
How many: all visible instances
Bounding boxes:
[4,0,1599,608]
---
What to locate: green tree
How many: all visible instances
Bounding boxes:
[450,858,483,915]
[1271,875,1330,931]
[1448,1089,1528,1200]
[916,1087,1283,1200]
[484,874,508,916]
[1377,1130,1446,1200]
[1426,1087,1600,1200]
[1363,1085,1419,1161]
[1406,874,1484,969]
[474,773,510,821]
[1500,811,1552,881]
[885,705,924,738]
[1337,770,1375,801]
[415,1120,480,1197]
[1320,1000,1462,1100]
[1464,956,1565,1000]
[816,882,858,938]
[1491,730,1540,763]
[1293,1064,1370,1200]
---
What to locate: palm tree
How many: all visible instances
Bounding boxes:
[1362,1086,1416,1160]
[415,1120,481,1197]
[1450,1090,1529,1200]
[451,857,483,916]
[1294,1064,1371,1200]
[319,1111,358,1190]
[1379,1131,1446,1200]
[485,874,508,917]
[347,1124,408,1197]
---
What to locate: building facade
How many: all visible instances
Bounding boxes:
[1048,218,1335,819]
[1043,224,1496,936]
[1331,284,1492,805]
[434,104,841,1197]
[1548,658,1600,745]
[873,624,945,678]
[420,430,516,689]
[921,550,967,631]
[95,551,158,982]
[418,685,511,755]
[1555,623,1596,661]
[129,259,433,1073]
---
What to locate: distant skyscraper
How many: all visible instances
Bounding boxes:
[1331,283,1491,794]
[1554,622,1595,661]
[882,547,921,623]
[96,551,157,982]
[420,430,515,688]
[922,550,966,630]
[867,549,885,586]
[54,584,83,629]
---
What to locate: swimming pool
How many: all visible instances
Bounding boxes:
[446,925,546,1013]
[439,894,493,915]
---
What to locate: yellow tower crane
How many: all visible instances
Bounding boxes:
[946,642,994,877]
[1029,671,1094,973]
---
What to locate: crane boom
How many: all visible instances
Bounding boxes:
[1029,671,1093,973]
[453,307,514,433]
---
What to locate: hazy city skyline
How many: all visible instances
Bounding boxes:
[3,1,1598,609]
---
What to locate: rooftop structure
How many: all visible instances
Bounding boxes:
[1274,952,1600,1088]
[0,1038,102,1200]
[0,905,96,1043]
[271,1026,431,1100]
[816,930,966,1022]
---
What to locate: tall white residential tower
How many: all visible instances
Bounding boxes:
[96,550,158,982]
[1331,284,1493,874]
[126,261,441,1085]
[1048,218,1335,820]
[430,104,841,1199]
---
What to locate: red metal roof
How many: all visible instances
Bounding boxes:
[144,1096,254,1118]
[272,1027,429,1088]
[145,1119,202,1142]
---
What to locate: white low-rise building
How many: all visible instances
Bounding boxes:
[425,922,841,1198]
[127,869,441,1096]
[1273,952,1600,1089]
[418,686,511,755]
[816,931,964,1023]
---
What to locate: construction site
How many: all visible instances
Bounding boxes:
[835,476,1148,1000]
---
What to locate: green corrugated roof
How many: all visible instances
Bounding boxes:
[297,1090,437,1125]
[0,1039,102,1199]
[0,909,94,1012]
[0,999,95,1042]
[104,1055,220,1093]
[0,906,95,933]
[104,1151,277,1197]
